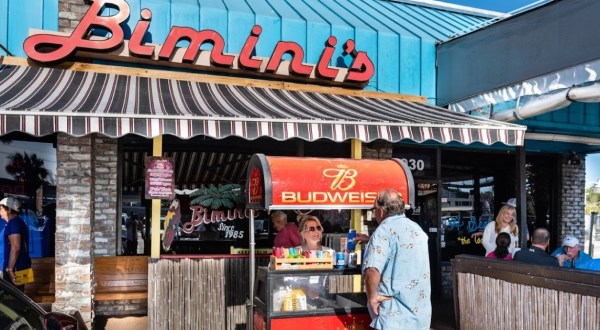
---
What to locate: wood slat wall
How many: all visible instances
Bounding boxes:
[453,255,600,330]
[149,257,269,330]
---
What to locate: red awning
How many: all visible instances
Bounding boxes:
[245,154,414,210]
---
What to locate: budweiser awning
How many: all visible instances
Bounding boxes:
[0,62,526,146]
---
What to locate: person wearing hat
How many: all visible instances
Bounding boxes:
[0,196,31,291]
[551,235,591,268]
[482,198,520,257]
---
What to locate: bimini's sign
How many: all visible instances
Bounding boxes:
[24,0,375,87]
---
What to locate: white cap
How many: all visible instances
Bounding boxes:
[0,196,21,212]
[562,236,580,247]
[502,198,517,208]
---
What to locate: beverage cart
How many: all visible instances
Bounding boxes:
[244,154,414,330]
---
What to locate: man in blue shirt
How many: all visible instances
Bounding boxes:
[550,235,591,268]
[362,189,431,330]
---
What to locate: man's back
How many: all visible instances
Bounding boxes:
[514,246,559,267]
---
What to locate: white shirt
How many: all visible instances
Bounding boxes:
[482,221,518,256]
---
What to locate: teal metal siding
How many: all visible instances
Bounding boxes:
[0,0,489,99]
[521,103,600,139]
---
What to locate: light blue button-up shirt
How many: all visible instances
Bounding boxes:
[362,214,432,330]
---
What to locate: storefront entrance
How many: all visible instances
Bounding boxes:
[412,180,441,298]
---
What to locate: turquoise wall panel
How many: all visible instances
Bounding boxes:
[141,0,171,43]
[1,0,490,99]
[5,0,54,57]
[0,0,7,55]
[221,0,254,53]
[43,0,58,31]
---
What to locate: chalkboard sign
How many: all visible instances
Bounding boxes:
[145,157,175,200]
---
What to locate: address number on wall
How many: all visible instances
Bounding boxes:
[399,158,425,171]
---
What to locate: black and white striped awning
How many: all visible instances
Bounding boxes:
[0,62,526,145]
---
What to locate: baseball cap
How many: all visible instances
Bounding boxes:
[0,196,21,212]
[502,198,517,208]
[562,236,580,247]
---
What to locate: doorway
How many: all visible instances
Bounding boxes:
[411,180,441,298]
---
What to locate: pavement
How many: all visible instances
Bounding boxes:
[93,299,455,329]
[93,316,148,330]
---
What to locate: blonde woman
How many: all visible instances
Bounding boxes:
[296,215,333,252]
[482,203,519,256]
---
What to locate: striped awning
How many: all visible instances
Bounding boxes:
[0,62,526,146]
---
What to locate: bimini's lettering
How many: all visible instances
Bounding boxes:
[23,0,374,86]
[181,205,254,234]
[280,191,378,204]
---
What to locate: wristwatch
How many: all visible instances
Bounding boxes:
[5,268,13,272]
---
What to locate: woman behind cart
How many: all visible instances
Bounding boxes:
[297,215,333,253]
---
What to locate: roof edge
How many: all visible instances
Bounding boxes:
[385,0,504,18]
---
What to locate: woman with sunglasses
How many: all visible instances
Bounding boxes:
[296,215,333,253]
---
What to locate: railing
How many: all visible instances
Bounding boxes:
[452,254,600,330]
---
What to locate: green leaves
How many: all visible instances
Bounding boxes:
[189,184,244,210]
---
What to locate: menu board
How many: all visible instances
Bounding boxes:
[145,157,175,200]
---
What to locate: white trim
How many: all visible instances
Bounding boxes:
[389,0,503,18]
[526,133,600,145]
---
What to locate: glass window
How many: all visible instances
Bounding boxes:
[0,139,56,259]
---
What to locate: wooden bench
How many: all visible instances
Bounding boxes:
[25,257,55,303]
[94,256,148,301]
[24,256,149,303]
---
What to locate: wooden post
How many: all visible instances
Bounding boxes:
[351,139,362,291]
[151,135,163,258]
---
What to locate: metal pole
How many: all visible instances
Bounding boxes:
[247,209,255,330]
[516,146,527,249]
[589,212,597,257]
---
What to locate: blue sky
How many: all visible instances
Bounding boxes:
[437,0,547,12]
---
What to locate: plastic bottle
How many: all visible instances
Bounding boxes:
[273,286,285,312]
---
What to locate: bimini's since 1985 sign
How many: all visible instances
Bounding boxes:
[23,0,375,87]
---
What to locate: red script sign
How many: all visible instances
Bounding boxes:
[24,0,375,85]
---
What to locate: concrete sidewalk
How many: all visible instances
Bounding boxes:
[93,316,148,330]
[93,298,455,330]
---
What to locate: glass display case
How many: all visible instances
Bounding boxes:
[253,266,371,330]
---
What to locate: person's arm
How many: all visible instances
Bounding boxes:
[6,233,21,284]
[364,267,391,316]
[481,223,495,253]
[353,233,370,244]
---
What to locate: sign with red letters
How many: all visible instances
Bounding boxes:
[24,0,375,87]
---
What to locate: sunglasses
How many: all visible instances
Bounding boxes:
[304,226,322,232]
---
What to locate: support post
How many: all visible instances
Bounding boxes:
[516,146,527,249]
[151,135,163,259]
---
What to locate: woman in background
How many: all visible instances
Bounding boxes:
[482,203,519,257]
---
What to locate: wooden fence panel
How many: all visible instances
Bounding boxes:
[453,255,600,330]
[149,257,269,330]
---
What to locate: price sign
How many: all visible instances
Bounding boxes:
[145,157,175,200]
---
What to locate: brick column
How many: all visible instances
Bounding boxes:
[55,133,94,327]
[93,137,118,256]
[59,0,89,33]
[560,156,586,242]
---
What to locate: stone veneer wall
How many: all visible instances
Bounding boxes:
[59,0,89,33]
[560,156,587,243]
[93,137,119,256]
[55,133,95,327]
[55,134,119,327]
